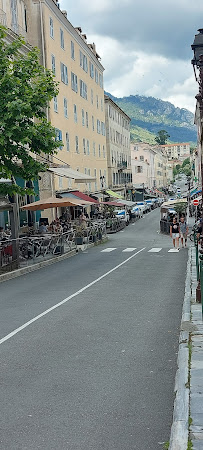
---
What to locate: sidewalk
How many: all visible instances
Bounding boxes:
[169,236,203,449]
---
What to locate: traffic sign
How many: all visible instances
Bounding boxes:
[193,199,199,206]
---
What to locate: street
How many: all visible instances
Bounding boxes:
[0,208,188,450]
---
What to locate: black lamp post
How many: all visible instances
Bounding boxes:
[191,29,203,304]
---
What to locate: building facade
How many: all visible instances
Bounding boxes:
[131,143,156,189]
[24,0,107,199]
[161,143,190,162]
[105,95,131,195]
[0,0,27,37]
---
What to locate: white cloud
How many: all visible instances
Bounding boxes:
[60,0,201,112]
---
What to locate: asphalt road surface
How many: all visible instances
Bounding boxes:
[0,208,188,450]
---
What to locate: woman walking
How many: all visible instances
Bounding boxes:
[170,217,180,250]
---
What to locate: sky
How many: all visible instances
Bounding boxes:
[60,0,203,113]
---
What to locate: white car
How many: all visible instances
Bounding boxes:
[136,201,148,214]
[131,206,143,218]
[115,209,130,224]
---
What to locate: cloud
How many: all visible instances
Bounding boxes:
[60,0,201,112]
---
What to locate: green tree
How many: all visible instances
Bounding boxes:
[0,26,61,196]
[155,130,170,145]
[182,157,190,168]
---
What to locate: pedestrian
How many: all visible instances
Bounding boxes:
[179,216,188,248]
[170,217,180,250]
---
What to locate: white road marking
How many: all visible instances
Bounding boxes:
[101,248,117,252]
[168,249,179,253]
[122,248,137,252]
[0,248,146,346]
[148,248,162,253]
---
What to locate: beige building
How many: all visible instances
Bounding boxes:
[104,95,131,195]
[161,143,190,162]
[154,148,168,188]
[131,143,156,189]
[24,0,107,199]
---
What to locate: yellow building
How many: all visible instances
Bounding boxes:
[154,148,168,188]
[24,0,107,199]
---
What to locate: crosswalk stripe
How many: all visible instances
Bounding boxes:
[122,248,137,252]
[168,249,179,253]
[148,248,162,253]
[101,248,117,252]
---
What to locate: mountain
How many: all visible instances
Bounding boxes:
[105,93,197,145]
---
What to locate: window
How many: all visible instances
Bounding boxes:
[93,142,96,157]
[99,73,103,88]
[65,132,70,151]
[89,62,94,78]
[101,122,105,136]
[87,140,90,155]
[75,136,79,153]
[101,98,103,111]
[71,41,75,59]
[97,119,101,134]
[82,109,85,126]
[60,28,64,49]
[91,89,93,105]
[95,68,98,84]
[103,145,106,158]
[94,169,97,190]
[51,54,56,74]
[96,95,99,109]
[54,96,58,113]
[64,98,68,118]
[92,115,94,131]
[60,63,68,84]
[59,176,63,188]
[80,80,87,99]
[137,166,143,173]
[98,144,101,157]
[71,72,78,92]
[86,112,88,128]
[74,104,77,123]
[83,138,86,154]
[140,155,144,161]
[55,129,62,150]
[50,17,54,38]
[79,50,88,72]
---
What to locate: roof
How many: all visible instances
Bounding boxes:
[104,95,131,121]
[160,143,190,147]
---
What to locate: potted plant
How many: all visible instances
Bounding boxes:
[74,225,84,245]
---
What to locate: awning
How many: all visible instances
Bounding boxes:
[114,199,136,207]
[48,167,96,183]
[105,189,124,199]
[21,196,93,211]
[101,201,125,206]
[163,198,187,207]
[59,191,98,203]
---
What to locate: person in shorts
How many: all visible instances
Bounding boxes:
[170,217,180,249]
[179,216,188,248]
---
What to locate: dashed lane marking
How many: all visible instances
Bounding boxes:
[148,248,162,253]
[101,248,117,252]
[122,248,137,252]
[168,248,179,253]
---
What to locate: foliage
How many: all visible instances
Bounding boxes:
[105,92,197,145]
[182,157,190,167]
[0,26,62,196]
[173,202,187,217]
[155,130,170,145]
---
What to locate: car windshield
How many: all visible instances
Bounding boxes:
[137,202,144,205]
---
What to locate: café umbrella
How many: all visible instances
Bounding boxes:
[21,196,92,211]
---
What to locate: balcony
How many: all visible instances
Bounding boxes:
[10,22,27,39]
[117,161,127,169]
[0,9,6,26]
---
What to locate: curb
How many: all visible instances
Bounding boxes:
[0,237,108,284]
[169,247,191,450]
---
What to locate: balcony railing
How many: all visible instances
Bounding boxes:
[117,161,128,169]
[0,10,7,26]
[10,22,27,39]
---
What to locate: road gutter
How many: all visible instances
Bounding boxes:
[169,247,192,450]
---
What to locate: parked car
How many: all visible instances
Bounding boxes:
[136,201,148,214]
[115,209,130,224]
[145,200,153,211]
[131,206,143,219]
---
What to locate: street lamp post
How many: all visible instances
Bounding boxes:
[191,29,203,306]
